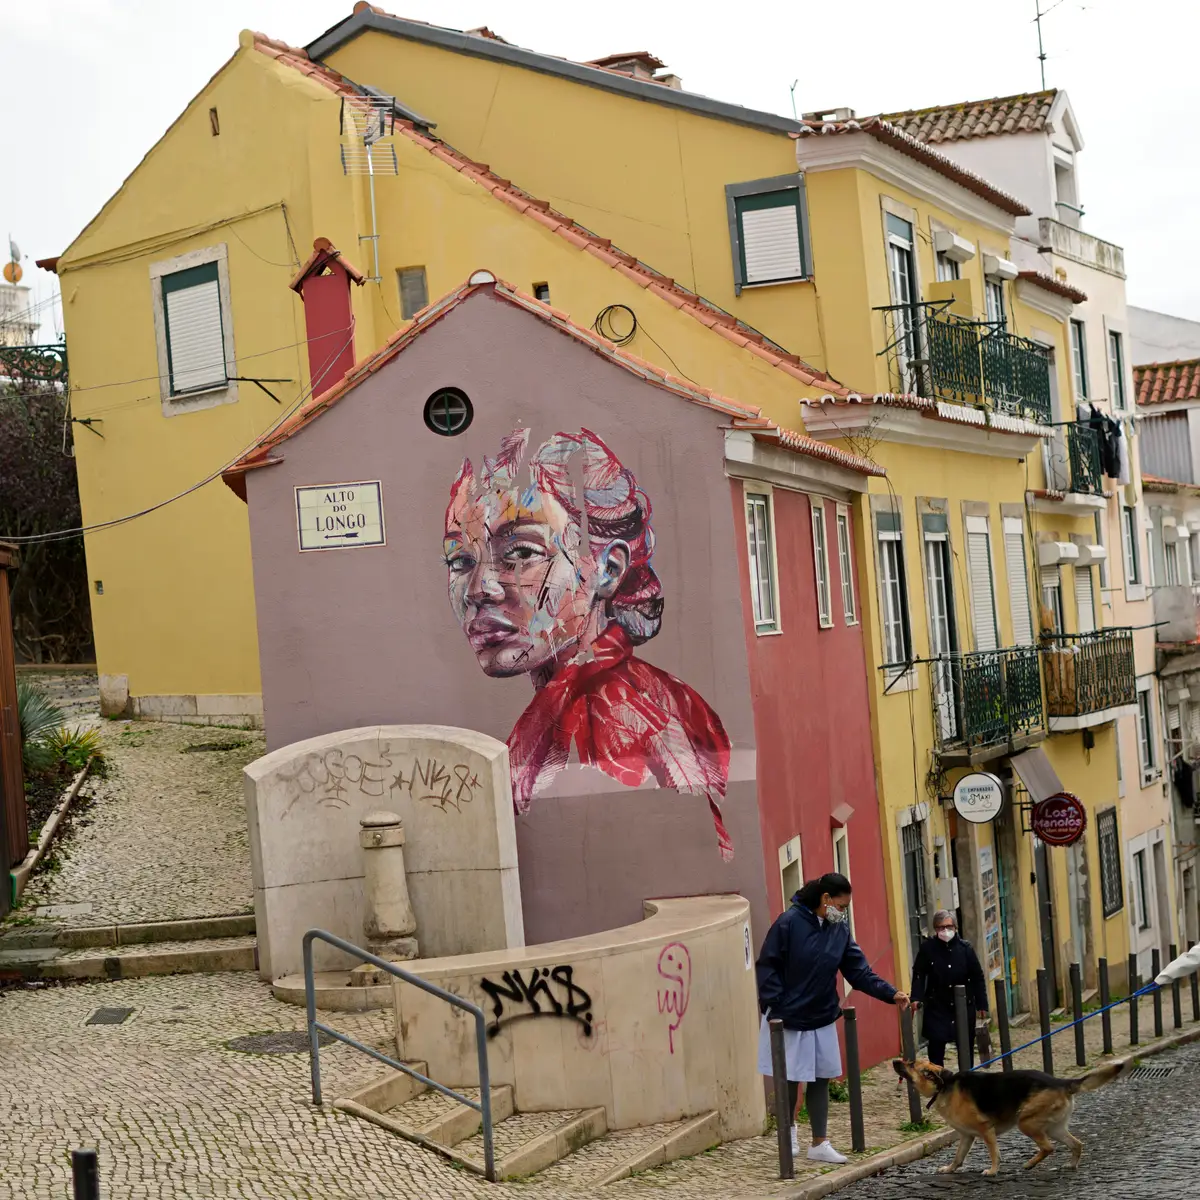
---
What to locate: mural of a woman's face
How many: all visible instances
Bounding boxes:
[443,430,629,679]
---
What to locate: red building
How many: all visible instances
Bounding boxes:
[225,268,898,1065]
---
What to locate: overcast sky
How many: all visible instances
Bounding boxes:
[2,0,1196,338]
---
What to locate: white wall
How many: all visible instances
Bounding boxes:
[1129,306,1200,366]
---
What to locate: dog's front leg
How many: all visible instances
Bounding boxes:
[937,1134,975,1174]
[979,1127,1001,1176]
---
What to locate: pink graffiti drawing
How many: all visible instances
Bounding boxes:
[656,942,692,1054]
[443,427,732,859]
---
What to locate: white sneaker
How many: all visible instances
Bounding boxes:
[790,1124,800,1156]
[807,1140,849,1164]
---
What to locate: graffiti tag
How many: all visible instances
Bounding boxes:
[391,758,481,813]
[280,746,396,815]
[656,942,692,1054]
[478,966,593,1039]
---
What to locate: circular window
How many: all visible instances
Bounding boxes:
[424,388,473,436]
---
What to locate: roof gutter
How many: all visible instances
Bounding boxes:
[307,9,804,135]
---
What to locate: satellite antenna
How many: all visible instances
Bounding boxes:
[339,95,399,283]
[3,236,21,285]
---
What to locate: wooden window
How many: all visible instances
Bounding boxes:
[1002,517,1034,645]
[735,190,807,285]
[811,500,833,627]
[398,267,428,319]
[161,262,226,394]
[1074,565,1096,634]
[877,510,913,671]
[1097,808,1124,918]
[746,492,778,633]
[1071,319,1089,400]
[965,515,999,651]
[1109,331,1127,410]
[836,508,856,622]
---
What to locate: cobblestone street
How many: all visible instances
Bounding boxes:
[837,1040,1200,1199]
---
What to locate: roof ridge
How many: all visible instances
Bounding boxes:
[221,271,884,496]
[250,32,854,397]
[1134,357,1200,372]
[882,88,1057,120]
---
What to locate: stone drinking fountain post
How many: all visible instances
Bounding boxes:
[348,810,419,986]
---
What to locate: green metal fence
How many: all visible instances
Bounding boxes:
[931,647,1045,753]
[1042,628,1136,718]
[1065,422,1105,496]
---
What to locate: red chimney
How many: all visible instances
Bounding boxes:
[289,238,367,398]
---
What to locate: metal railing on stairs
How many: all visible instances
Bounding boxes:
[303,929,496,1181]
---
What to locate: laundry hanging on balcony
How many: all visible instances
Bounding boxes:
[1077,403,1128,483]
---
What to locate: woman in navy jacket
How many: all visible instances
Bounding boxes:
[756,872,908,1163]
[909,909,988,1068]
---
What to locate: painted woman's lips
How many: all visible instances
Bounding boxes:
[467,615,519,649]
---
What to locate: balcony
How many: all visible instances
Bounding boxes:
[1042,628,1137,731]
[1040,421,1106,510]
[930,647,1045,761]
[877,301,1052,424]
[1038,218,1126,280]
[1154,585,1200,666]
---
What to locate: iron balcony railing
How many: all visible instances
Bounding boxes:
[877,301,1052,424]
[1041,628,1136,718]
[929,647,1045,753]
[1045,422,1105,496]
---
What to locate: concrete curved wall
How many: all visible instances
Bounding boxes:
[391,894,764,1139]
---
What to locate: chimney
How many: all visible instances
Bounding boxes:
[655,73,684,90]
[587,51,668,82]
[802,106,857,123]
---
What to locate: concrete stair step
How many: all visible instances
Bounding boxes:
[0,913,255,951]
[455,1106,607,1179]
[0,933,257,981]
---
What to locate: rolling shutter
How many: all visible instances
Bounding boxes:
[966,515,998,651]
[1074,566,1096,633]
[1003,517,1034,646]
[162,262,226,393]
[737,191,804,284]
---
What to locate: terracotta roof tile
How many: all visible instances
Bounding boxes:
[249,32,856,398]
[288,237,367,292]
[1135,359,1200,407]
[793,117,1030,217]
[1017,269,1087,305]
[222,272,884,498]
[1142,474,1200,494]
[882,90,1058,145]
[802,392,1052,439]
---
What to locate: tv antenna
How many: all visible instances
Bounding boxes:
[339,95,399,283]
[1032,0,1071,90]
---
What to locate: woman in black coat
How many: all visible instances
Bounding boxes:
[910,910,988,1068]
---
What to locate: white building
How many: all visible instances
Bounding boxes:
[883,88,1178,976]
[1129,307,1200,367]
[0,283,39,347]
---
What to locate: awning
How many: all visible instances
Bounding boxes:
[1009,746,1065,803]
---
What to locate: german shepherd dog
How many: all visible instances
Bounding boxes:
[892,1057,1128,1175]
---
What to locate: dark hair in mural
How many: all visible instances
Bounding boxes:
[795,873,853,908]
[443,426,733,860]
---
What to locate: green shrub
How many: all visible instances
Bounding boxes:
[42,726,105,772]
[16,679,64,745]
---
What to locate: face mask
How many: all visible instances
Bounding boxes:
[824,905,847,924]
[937,929,955,942]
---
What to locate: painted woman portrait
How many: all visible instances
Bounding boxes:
[443,427,733,859]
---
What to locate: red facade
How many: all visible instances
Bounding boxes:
[732,484,899,1067]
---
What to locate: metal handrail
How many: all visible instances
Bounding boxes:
[303,929,496,1181]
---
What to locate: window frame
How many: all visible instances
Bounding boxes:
[832,826,854,937]
[1070,318,1089,401]
[1109,330,1128,410]
[876,508,914,683]
[836,506,857,623]
[1132,848,1151,930]
[1097,807,1124,919]
[745,488,781,636]
[1137,680,1158,784]
[149,243,238,417]
[1122,504,1141,584]
[935,251,961,282]
[811,498,834,628]
[398,266,429,320]
[985,279,1006,328]
[725,175,812,295]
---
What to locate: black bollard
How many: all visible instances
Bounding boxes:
[1192,969,1200,1024]
[899,1006,922,1124]
[1169,944,1182,1030]
[1037,968,1054,1074]
[843,1007,866,1154]
[1129,955,1140,1045]
[1069,962,1086,1067]
[1098,958,1113,1055]
[953,983,972,1071]
[769,1019,794,1180]
[1152,949,1164,1038]
[72,1149,99,1200]
[993,979,1013,1073]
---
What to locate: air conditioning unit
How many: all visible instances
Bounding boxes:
[1074,543,1108,566]
[933,230,976,263]
[983,254,1019,281]
[1038,541,1080,565]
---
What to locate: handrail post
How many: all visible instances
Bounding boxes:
[1128,955,1139,1045]
[1036,968,1053,1073]
[953,984,971,1071]
[304,931,322,1106]
[1069,962,1086,1067]
[1098,957,1113,1055]
[899,1006,923,1123]
[993,979,1013,1073]
[71,1149,99,1200]
[769,1018,794,1180]
[843,1008,865,1154]
[475,1010,496,1182]
[1169,943,1182,1030]
[1151,948,1164,1038]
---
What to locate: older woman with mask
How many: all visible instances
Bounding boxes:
[910,910,988,1069]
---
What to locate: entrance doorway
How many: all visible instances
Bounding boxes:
[902,818,930,962]
[1034,837,1059,1005]
[1183,863,1199,946]
[994,804,1021,1014]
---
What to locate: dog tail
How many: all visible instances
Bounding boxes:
[1071,1059,1129,1094]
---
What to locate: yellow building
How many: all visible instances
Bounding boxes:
[49,10,1143,1014]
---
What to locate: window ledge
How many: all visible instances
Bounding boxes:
[169,382,229,401]
[162,380,239,418]
[755,627,784,638]
[882,668,917,693]
[740,276,812,291]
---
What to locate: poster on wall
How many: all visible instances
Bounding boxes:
[978,845,1003,981]
[442,426,734,859]
[295,481,385,551]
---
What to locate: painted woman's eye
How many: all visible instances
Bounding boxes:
[445,553,475,575]
[503,542,547,565]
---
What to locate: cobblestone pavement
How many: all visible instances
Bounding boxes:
[18,668,101,731]
[20,719,261,925]
[836,1038,1200,1198]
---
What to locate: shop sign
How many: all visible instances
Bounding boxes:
[952,772,1004,824]
[1031,792,1087,846]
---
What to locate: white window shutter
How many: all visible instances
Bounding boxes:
[741,205,803,284]
[966,516,998,651]
[1074,566,1096,633]
[166,280,225,391]
[1003,518,1034,646]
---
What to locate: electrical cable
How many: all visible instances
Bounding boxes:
[592,304,637,346]
[1,328,356,546]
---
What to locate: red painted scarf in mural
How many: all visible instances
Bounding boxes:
[507,624,734,860]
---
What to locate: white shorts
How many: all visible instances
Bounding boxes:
[756,1016,842,1082]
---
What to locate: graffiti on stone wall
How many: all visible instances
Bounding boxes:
[279,743,481,817]
[478,965,593,1039]
[443,427,733,859]
[656,942,691,1054]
